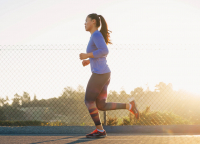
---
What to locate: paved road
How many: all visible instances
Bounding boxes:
[0,133,200,144]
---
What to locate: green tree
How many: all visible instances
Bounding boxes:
[0,96,9,106]
[22,92,31,107]
[12,93,21,107]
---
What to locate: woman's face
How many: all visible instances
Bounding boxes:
[85,16,95,31]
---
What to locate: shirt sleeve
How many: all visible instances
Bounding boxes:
[92,32,109,58]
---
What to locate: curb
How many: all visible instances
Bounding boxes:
[0,125,200,134]
[105,125,200,134]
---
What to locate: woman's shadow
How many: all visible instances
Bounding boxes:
[30,134,105,144]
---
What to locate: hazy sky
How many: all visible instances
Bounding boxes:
[0,0,200,101]
[0,0,200,45]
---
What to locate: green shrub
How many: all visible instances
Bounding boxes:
[0,120,68,126]
[107,116,118,126]
[107,106,193,126]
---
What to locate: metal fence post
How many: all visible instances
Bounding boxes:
[104,111,107,125]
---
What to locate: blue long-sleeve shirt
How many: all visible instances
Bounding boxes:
[86,30,111,74]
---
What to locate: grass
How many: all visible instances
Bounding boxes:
[107,106,193,126]
[0,120,68,126]
[0,106,194,126]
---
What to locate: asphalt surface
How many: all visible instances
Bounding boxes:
[1,133,200,144]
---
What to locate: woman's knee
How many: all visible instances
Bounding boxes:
[84,99,95,108]
[96,101,106,111]
[97,106,106,111]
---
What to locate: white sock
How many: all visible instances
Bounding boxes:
[97,129,104,132]
[129,103,132,110]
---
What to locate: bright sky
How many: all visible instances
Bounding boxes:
[0,0,200,101]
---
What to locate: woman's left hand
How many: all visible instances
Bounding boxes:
[79,53,88,60]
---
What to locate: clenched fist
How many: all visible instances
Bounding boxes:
[79,53,88,60]
[82,60,90,67]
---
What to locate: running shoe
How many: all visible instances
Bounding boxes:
[129,100,140,120]
[86,129,107,138]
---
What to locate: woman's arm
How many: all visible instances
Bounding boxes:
[79,32,108,60]
[91,32,109,58]
[87,52,94,58]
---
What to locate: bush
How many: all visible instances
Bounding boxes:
[0,120,68,126]
[106,106,193,126]
[106,116,118,126]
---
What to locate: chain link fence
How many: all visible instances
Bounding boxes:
[0,44,200,126]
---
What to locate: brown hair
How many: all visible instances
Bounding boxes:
[87,13,112,45]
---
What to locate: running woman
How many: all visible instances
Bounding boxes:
[79,13,140,138]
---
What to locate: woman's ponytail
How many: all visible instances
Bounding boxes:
[98,15,112,45]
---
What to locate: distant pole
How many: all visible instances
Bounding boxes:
[104,111,107,125]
